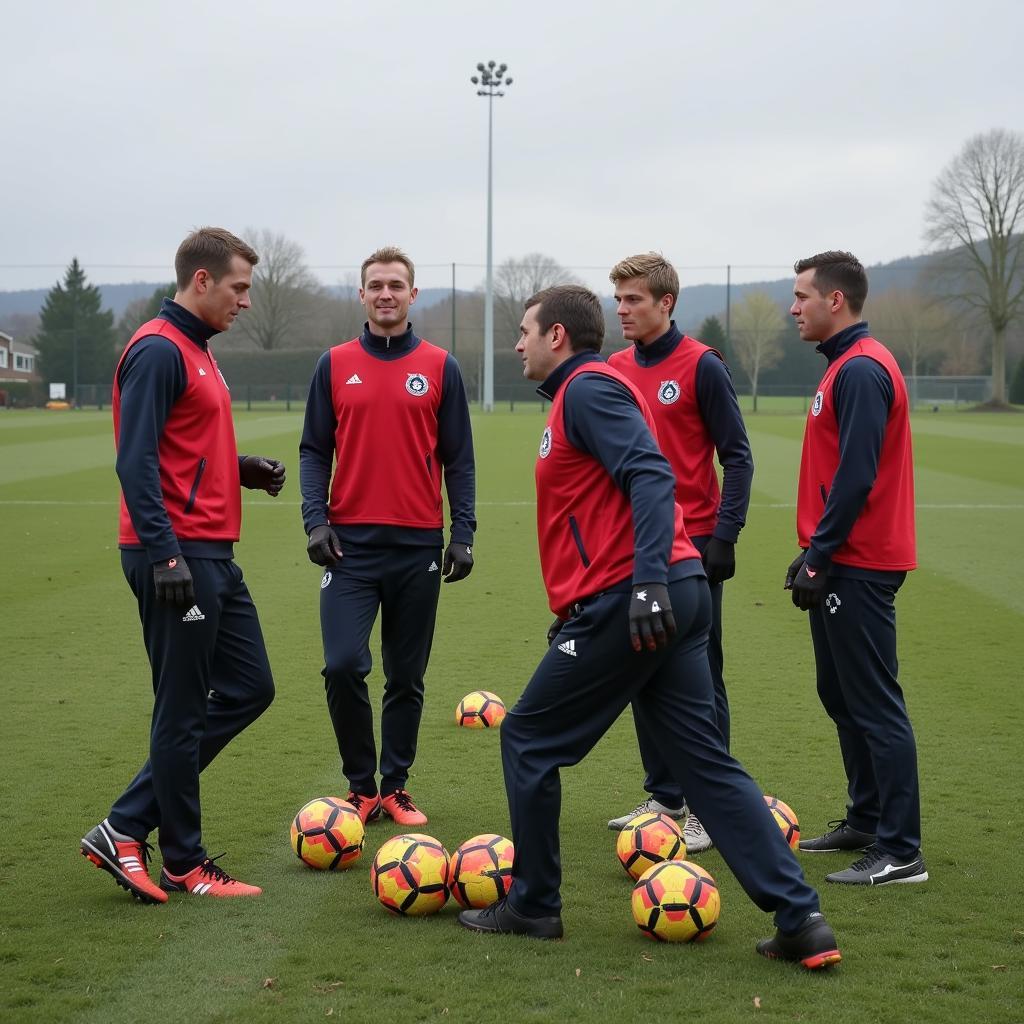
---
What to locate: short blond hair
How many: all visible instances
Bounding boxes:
[361,246,415,287]
[609,252,679,314]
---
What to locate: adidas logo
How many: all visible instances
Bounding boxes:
[121,855,145,875]
[198,367,207,376]
[428,561,439,572]
[557,639,577,657]
[346,373,363,385]
[182,605,206,623]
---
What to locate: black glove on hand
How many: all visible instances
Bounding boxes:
[791,561,828,610]
[783,550,807,590]
[628,582,677,653]
[240,456,286,496]
[701,538,736,587]
[307,525,343,566]
[153,555,195,607]
[546,616,565,646]
[442,542,473,583]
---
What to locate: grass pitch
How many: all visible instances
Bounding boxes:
[0,406,1021,1023]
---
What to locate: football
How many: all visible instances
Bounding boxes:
[290,797,365,871]
[449,833,515,908]
[631,859,721,942]
[763,794,800,850]
[456,690,506,729]
[616,811,686,880]
[370,833,451,916]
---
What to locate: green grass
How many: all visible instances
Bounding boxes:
[1,407,1022,1023]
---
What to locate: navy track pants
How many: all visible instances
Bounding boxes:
[808,574,921,858]
[634,534,729,806]
[318,542,441,795]
[109,552,275,872]
[501,576,820,932]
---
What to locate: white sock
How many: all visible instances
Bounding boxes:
[103,818,137,843]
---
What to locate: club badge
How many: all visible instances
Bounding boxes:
[321,571,332,589]
[539,426,552,459]
[812,391,824,416]
[658,380,680,405]
[406,373,429,397]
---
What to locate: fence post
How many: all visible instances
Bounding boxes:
[286,382,291,412]
[246,384,252,412]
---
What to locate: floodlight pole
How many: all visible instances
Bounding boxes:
[471,61,512,412]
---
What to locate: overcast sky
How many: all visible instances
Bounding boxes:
[3,1,1022,296]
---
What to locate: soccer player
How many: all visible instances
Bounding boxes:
[458,285,840,969]
[786,251,926,886]
[80,227,284,902]
[605,253,753,853]
[299,246,476,827]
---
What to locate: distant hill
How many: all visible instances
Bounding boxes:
[0,283,463,325]
[0,250,963,334]
[676,253,932,330]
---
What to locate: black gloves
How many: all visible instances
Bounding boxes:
[546,616,564,646]
[790,561,828,610]
[239,456,286,496]
[701,538,736,587]
[442,542,474,583]
[628,582,677,652]
[153,555,195,607]
[307,525,343,566]
[783,550,807,590]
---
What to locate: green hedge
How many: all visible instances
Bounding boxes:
[1010,356,1024,405]
[0,380,48,407]
[215,349,323,392]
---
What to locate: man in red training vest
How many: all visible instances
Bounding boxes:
[81,227,284,902]
[299,246,476,827]
[787,251,926,886]
[458,285,840,970]
[605,252,753,853]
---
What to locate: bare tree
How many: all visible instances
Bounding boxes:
[730,291,785,412]
[924,129,1024,405]
[868,289,956,407]
[939,330,983,376]
[494,253,581,337]
[234,229,323,351]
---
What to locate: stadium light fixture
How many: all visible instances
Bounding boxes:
[470,60,513,412]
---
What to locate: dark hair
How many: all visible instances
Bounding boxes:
[175,227,259,290]
[524,285,605,353]
[793,251,868,315]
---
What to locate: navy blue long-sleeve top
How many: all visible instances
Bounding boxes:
[537,351,703,586]
[805,320,901,582]
[115,298,240,562]
[299,323,476,548]
[629,322,754,543]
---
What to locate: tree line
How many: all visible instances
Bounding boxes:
[22,129,1024,408]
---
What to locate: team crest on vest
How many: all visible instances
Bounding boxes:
[405,373,429,397]
[539,426,552,459]
[812,391,824,416]
[658,380,681,405]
